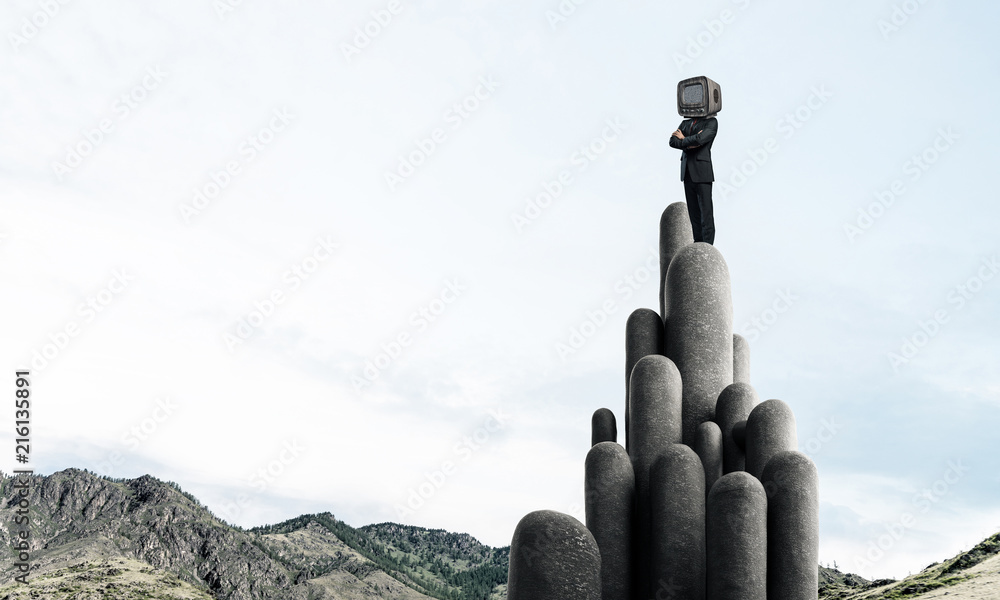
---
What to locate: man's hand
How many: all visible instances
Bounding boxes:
[672,129,685,140]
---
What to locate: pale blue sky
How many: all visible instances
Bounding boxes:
[1,0,998,581]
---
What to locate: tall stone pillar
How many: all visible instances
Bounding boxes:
[745,399,797,480]
[694,421,723,495]
[664,243,733,446]
[706,472,767,600]
[628,354,682,600]
[733,333,751,384]
[585,442,634,600]
[762,450,819,600]
[592,408,617,446]
[625,308,663,453]
[649,444,706,600]
[715,383,758,474]
[659,201,694,320]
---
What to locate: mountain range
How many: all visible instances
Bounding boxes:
[0,469,996,599]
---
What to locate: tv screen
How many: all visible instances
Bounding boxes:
[682,83,704,106]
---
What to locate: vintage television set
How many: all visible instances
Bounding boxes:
[677,76,722,117]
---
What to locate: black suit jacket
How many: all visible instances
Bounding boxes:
[668,116,717,183]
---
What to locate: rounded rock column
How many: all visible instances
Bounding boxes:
[694,421,723,496]
[715,383,759,474]
[650,444,706,600]
[664,243,734,447]
[762,451,819,600]
[592,408,617,446]
[508,510,601,600]
[625,308,663,453]
[659,202,694,320]
[585,442,634,600]
[745,399,797,480]
[733,333,751,384]
[706,472,767,600]
[628,354,682,600]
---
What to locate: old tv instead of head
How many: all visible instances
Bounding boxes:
[677,76,722,118]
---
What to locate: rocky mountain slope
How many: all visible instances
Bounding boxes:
[819,533,1000,600]
[1,468,997,599]
[0,469,505,599]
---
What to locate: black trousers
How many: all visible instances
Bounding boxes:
[683,178,714,245]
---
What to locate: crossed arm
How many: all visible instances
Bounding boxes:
[669,118,718,150]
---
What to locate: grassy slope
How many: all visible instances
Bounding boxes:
[821,532,1000,600]
[0,556,216,600]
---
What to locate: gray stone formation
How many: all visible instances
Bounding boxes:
[507,202,819,600]
[628,354,682,600]
[762,451,819,600]
[663,243,733,447]
[733,333,751,384]
[707,472,767,600]
[592,408,618,446]
[508,510,601,600]
[694,421,723,495]
[585,442,634,600]
[659,202,695,320]
[716,383,758,474]
[745,399,798,480]
[650,444,706,600]
[624,308,663,453]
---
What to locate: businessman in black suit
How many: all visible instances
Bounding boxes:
[669,115,718,244]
